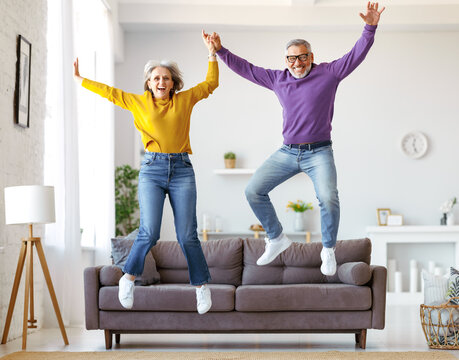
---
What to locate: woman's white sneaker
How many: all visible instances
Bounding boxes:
[118,275,135,309]
[196,284,212,314]
[320,247,337,276]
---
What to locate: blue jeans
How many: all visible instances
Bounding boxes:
[245,144,340,248]
[123,152,211,286]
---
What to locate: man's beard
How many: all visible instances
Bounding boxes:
[288,64,312,79]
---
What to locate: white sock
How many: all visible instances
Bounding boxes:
[270,233,284,243]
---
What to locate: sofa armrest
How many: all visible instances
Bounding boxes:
[369,265,387,329]
[84,266,104,330]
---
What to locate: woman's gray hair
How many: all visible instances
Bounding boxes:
[285,39,312,54]
[143,60,184,96]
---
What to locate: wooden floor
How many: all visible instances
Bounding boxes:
[1,305,458,357]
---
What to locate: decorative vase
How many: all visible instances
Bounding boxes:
[447,212,455,226]
[294,212,305,232]
[440,213,447,225]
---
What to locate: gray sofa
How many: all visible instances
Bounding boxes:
[84,237,386,349]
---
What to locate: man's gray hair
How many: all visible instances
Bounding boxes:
[143,60,184,95]
[285,39,312,54]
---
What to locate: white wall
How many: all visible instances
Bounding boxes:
[0,0,48,341]
[114,27,459,243]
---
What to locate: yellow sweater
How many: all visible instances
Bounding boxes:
[82,61,218,154]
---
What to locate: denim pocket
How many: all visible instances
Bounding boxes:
[141,156,153,166]
[183,159,193,168]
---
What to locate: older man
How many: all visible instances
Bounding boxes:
[211,2,385,275]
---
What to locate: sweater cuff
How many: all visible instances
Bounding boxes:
[364,24,377,32]
[217,46,229,57]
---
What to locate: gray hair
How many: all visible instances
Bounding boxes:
[143,60,184,96]
[285,39,312,54]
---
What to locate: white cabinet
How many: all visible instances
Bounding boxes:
[366,225,459,305]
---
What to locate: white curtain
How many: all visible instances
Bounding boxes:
[44,0,114,327]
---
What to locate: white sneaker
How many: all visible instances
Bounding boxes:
[118,275,134,309]
[196,285,212,315]
[320,247,337,276]
[256,234,292,266]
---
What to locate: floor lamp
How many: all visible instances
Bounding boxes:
[2,185,69,350]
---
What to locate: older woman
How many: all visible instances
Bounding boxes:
[73,31,218,314]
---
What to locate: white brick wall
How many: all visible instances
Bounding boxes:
[0,0,48,342]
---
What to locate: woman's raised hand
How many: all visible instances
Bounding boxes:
[73,58,83,85]
[202,30,216,55]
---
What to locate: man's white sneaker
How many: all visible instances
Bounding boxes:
[196,285,212,315]
[256,234,292,266]
[320,247,337,276]
[118,275,135,309]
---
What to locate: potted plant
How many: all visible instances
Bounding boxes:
[224,151,236,169]
[115,165,140,236]
[287,200,313,232]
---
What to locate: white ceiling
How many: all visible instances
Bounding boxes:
[113,0,459,32]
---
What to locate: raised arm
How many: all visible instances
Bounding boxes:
[210,32,277,90]
[73,57,137,110]
[326,3,385,80]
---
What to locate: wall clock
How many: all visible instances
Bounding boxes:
[401,131,428,159]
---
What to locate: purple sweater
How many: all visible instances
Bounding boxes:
[217,25,377,144]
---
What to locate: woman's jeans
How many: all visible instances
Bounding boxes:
[245,144,340,248]
[123,152,211,286]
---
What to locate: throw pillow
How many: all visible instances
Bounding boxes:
[446,273,459,305]
[450,266,459,276]
[111,230,160,286]
[422,269,449,305]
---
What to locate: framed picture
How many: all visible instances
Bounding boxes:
[15,35,32,128]
[387,214,404,226]
[377,208,391,226]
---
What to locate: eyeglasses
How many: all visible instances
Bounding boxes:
[286,54,310,63]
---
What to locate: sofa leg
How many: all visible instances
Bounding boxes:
[115,333,121,344]
[104,330,113,349]
[356,329,367,349]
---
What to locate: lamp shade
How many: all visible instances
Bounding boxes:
[4,185,56,225]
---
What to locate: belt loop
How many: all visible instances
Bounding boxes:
[153,153,157,160]
[288,144,292,149]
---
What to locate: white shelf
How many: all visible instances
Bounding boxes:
[213,168,256,175]
[366,225,459,305]
[366,225,459,234]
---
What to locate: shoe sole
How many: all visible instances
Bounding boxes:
[198,301,212,315]
[257,239,293,266]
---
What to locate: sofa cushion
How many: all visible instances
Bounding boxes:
[152,238,243,285]
[235,284,372,311]
[338,262,372,285]
[242,238,372,285]
[99,284,235,312]
[111,235,160,286]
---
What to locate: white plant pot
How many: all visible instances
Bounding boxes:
[447,212,455,226]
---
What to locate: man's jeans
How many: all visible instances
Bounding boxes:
[245,144,340,248]
[123,152,211,286]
